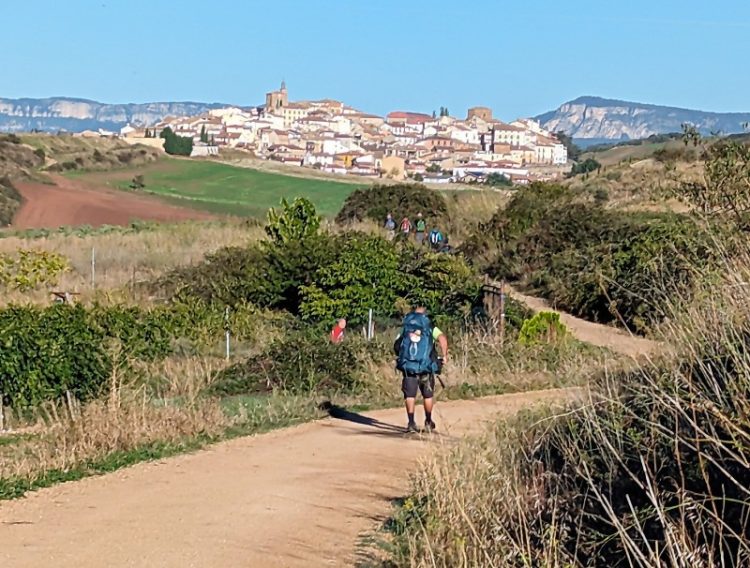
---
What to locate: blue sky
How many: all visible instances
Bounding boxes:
[2,0,749,120]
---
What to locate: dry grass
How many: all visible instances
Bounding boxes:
[0,350,322,488]
[0,355,230,481]
[0,221,263,305]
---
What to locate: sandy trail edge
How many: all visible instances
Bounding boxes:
[0,389,567,568]
[509,286,658,359]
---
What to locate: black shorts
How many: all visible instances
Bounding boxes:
[402,373,435,399]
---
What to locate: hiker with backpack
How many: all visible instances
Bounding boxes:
[330,318,346,343]
[428,228,444,250]
[400,216,412,238]
[394,306,449,433]
[384,213,396,240]
[415,213,427,245]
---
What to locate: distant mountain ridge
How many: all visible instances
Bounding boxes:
[0,97,231,133]
[536,96,750,140]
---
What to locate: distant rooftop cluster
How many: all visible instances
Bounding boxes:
[115,82,569,185]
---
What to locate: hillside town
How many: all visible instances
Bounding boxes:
[117,82,570,184]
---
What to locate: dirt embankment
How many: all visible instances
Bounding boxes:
[11,174,215,229]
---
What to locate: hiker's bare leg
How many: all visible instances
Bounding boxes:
[405,397,416,414]
[423,396,434,415]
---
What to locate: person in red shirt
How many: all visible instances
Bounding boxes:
[330,318,346,343]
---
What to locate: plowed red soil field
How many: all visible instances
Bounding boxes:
[12,175,214,229]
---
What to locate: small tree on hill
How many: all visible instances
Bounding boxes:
[265,197,321,244]
[677,138,750,228]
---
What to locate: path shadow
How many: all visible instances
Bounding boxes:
[319,401,406,435]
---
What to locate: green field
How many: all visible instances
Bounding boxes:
[72,158,365,218]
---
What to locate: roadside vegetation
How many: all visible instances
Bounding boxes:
[0,190,607,500]
[380,132,750,568]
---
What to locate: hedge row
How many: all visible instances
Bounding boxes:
[0,300,269,408]
[463,183,722,333]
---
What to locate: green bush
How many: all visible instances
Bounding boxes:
[160,126,193,156]
[0,300,273,408]
[0,249,69,290]
[518,311,567,345]
[210,330,383,396]
[0,304,112,407]
[160,200,481,326]
[569,158,600,176]
[335,183,447,225]
[463,183,720,332]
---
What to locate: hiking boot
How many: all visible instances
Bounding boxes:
[406,421,419,434]
[424,419,437,432]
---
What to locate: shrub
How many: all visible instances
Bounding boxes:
[335,183,447,225]
[160,200,481,325]
[0,249,69,290]
[265,196,321,244]
[388,261,750,566]
[570,157,601,176]
[463,183,722,332]
[210,330,380,396]
[0,300,271,408]
[518,311,566,345]
[593,187,609,203]
[0,304,112,407]
[0,177,23,227]
[160,126,193,156]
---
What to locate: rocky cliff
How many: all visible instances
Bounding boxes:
[536,96,750,140]
[0,97,229,133]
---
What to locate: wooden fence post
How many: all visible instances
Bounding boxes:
[499,280,506,344]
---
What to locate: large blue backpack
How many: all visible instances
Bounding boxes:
[396,312,437,375]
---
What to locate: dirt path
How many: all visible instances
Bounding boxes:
[0,292,657,566]
[509,287,658,359]
[0,390,566,568]
[12,174,214,229]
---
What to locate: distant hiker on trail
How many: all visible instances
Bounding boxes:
[330,318,346,343]
[384,213,396,240]
[394,306,449,433]
[415,213,427,245]
[400,217,412,237]
[428,228,444,250]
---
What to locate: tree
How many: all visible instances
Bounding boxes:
[570,158,601,176]
[426,163,441,174]
[555,131,581,161]
[677,139,750,227]
[432,110,437,119]
[265,197,322,244]
[159,127,193,156]
[200,125,208,143]
[486,172,512,187]
[681,123,701,147]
